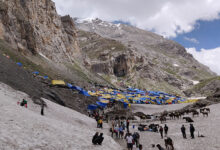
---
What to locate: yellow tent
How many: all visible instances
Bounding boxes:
[51,80,65,86]
[100,100,109,103]
[101,94,112,99]
[88,92,97,96]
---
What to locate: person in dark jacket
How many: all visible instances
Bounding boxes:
[181,125,186,139]
[190,124,195,139]
[159,126,163,139]
[92,132,99,144]
[133,132,140,148]
[126,119,130,132]
[138,144,143,150]
[95,133,104,145]
[164,124,168,137]
[20,99,27,107]
[165,137,174,150]
[41,100,45,116]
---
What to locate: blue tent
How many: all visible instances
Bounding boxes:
[67,83,73,88]
[156,100,161,105]
[96,101,107,108]
[139,97,146,101]
[44,76,49,79]
[87,104,98,110]
[16,62,22,67]
[32,71,39,75]
[72,86,82,91]
[79,90,90,96]
[123,102,128,108]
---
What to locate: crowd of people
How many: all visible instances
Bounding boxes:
[91,114,197,150]
[89,103,198,150]
[109,119,143,150]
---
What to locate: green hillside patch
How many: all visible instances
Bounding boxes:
[194,76,220,90]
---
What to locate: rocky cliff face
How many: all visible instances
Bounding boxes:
[0,0,216,94]
[76,18,216,94]
[0,0,114,88]
[0,0,80,63]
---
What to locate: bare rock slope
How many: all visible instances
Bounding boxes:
[0,0,216,95]
[76,19,215,94]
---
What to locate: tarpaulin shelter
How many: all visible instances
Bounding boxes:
[87,104,98,110]
[96,101,107,108]
[44,76,49,79]
[16,62,22,67]
[32,71,39,75]
[79,90,90,96]
[71,86,82,91]
[123,102,128,108]
[51,80,65,86]
[67,83,73,88]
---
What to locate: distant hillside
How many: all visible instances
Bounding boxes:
[184,76,220,97]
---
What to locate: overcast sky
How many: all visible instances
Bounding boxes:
[52,0,220,75]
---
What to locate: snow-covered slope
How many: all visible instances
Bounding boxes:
[0,83,122,150]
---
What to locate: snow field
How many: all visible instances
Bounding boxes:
[128,103,220,150]
[0,83,122,150]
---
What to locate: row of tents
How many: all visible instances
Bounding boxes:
[48,79,199,110]
[87,88,199,110]
[12,58,199,110]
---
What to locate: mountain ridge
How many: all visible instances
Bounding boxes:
[0,0,216,96]
[75,18,215,94]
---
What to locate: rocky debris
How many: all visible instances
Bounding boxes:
[206,88,220,103]
[106,109,134,120]
[134,112,152,119]
[182,100,213,110]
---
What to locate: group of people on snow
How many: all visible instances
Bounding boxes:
[92,132,104,145]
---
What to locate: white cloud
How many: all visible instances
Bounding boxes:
[186,47,220,75]
[52,0,220,37]
[184,37,199,44]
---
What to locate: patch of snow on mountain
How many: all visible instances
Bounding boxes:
[173,63,179,67]
[190,80,200,85]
